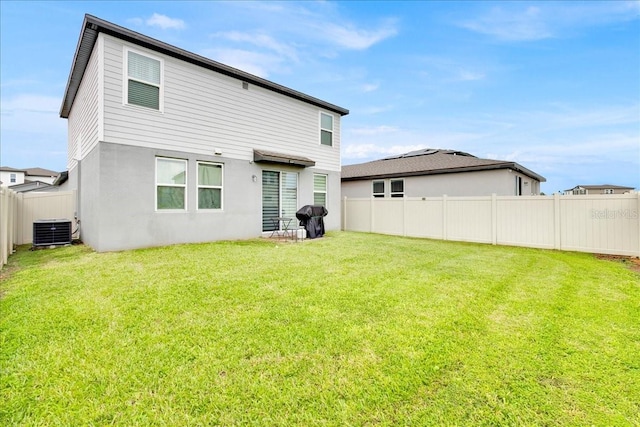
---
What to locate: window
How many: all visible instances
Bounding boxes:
[126,50,161,110]
[10,173,16,183]
[320,112,333,146]
[313,174,327,206]
[390,179,404,198]
[372,180,385,198]
[198,162,223,210]
[604,188,614,194]
[156,158,186,210]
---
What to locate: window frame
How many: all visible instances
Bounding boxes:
[313,173,328,206]
[155,157,187,211]
[10,173,16,183]
[124,47,163,112]
[320,112,334,146]
[197,161,224,211]
[372,180,385,198]
[390,179,404,198]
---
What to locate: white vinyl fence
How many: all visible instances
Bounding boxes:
[343,193,640,257]
[0,188,76,270]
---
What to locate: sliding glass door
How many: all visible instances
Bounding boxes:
[262,171,298,232]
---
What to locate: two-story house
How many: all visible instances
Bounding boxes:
[60,15,348,252]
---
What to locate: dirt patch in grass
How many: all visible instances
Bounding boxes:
[595,254,640,273]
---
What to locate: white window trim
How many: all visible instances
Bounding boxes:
[123,47,164,112]
[320,112,334,146]
[372,180,385,198]
[197,161,224,211]
[313,173,328,206]
[390,179,404,198]
[10,173,16,183]
[155,157,187,212]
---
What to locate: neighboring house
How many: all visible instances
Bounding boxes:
[0,167,26,187]
[342,149,546,198]
[564,185,635,195]
[60,15,348,252]
[0,166,60,190]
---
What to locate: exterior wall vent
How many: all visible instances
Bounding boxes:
[242,81,249,90]
[33,219,72,247]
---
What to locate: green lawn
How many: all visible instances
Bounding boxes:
[1,232,638,426]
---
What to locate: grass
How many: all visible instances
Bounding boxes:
[1,232,639,426]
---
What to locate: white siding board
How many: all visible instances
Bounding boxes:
[101,35,341,171]
[67,38,101,169]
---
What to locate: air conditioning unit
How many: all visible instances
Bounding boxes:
[33,219,72,247]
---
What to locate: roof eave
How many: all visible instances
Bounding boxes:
[342,162,546,182]
[61,14,349,119]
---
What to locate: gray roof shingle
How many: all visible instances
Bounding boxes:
[342,149,546,182]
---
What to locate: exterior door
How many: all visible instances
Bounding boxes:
[262,171,298,232]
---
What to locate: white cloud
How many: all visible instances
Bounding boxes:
[146,13,185,30]
[212,31,298,62]
[459,2,640,42]
[350,125,398,136]
[361,83,380,93]
[201,48,286,78]
[460,6,551,41]
[321,21,398,50]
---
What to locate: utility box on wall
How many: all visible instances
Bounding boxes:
[33,219,72,247]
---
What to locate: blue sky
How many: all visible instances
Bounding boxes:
[1,1,638,193]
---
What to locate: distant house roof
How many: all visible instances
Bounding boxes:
[60,14,349,119]
[565,184,635,192]
[25,167,59,177]
[8,180,54,193]
[342,149,546,182]
[0,166,26,173]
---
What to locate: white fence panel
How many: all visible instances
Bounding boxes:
[496,196,556,249]
[446,197,493,244]
[405,198,443,239]
[343,194,640,257]
[559,195,638,256]
[1,188,19,269]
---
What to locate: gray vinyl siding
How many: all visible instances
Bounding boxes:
[67,37,101,170]
[101,34,341,172]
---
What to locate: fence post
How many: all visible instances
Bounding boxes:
[342,196,347,231]
[491,193,497,245]
[442,195,448,241]
[637,193,640,257]
[402,196,407,237]
[554,193,561,250]
[370,197,374,233]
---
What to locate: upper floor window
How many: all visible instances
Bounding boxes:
[320,112,333,146]
[313,174,327,206]
[126,49,162,110]
[198,162,223,210]
[604,188,614,194]
[10,173,16,183]
[156,157,186,210]
[390,179,404,198]
[372,180,384,198]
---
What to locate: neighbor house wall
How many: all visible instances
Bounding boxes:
[342,169,540,198]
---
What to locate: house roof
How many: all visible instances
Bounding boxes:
[565,184,635,191]
[341,149,546,182]
[60,14,349,119]
[25,167,59,177]
[0,166,26,173]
